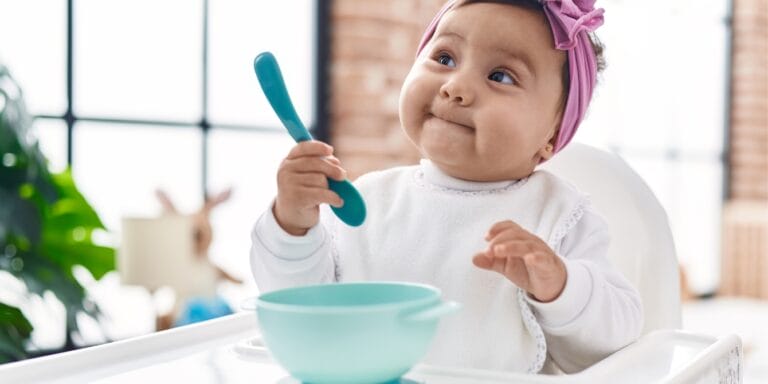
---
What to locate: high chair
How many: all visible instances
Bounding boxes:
[538,142,743,383]
[539,141,682,334]
[0,144,743,384]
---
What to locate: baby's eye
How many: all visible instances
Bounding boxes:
[436,53,456,67]
[488,70,515,85]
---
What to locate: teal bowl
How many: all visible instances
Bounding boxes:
[245,282,460,384]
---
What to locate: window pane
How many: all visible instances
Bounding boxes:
[580,0,728,293]
[666,15,728,153]
[208,0,316,128]
[74,0,203,122]
[206,129,294,281]
[0,0,67,116]
[73,122,203,232]
[621,154,674,213]
[31,118,68,173]
[625,155,723,293]
[584,0,727,153]
[670,157,724,294]
[621,152,725,295]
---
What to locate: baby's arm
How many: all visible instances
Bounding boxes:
[249,203,337,292]
[527,210,643,373]
[249,141,347,293]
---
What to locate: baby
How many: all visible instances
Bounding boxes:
[251,0,642,374]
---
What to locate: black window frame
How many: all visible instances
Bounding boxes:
[35,0,330,199]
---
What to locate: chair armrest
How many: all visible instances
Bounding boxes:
[577,329,742,384]
[662,332,742,384]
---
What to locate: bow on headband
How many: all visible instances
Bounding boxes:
[415,0,605,155]
[541,0,604,49]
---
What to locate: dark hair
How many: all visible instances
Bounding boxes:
[458,0,605,110]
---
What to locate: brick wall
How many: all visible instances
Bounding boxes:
[329,0,444,179]
[721,0,768,298]
[729,0,768,199]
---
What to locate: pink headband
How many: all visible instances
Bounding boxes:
[416,0,605,154]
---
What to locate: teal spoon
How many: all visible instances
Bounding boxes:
[254,52,366,227]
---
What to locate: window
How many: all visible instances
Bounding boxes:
[577,0,730,294]
[0,0,327,285]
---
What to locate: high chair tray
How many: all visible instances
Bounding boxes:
[0,312,741,383]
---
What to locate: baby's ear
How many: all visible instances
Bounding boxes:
[538,130,558,161]
[538,142,555,161]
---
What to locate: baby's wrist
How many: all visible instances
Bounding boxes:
[272,203,309,236]
[529,260,568,303]
[530,282,565,303]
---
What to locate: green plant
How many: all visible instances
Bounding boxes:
[0,64,115,363]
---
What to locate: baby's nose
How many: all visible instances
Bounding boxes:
[439,74,475,106]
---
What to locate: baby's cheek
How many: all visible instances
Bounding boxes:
[399,93,426,128]
[399,81,421,121]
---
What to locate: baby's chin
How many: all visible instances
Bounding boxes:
[420,140,468,165]
[428,160,475,180]
[422,152,485,180]
[429,154,536,182]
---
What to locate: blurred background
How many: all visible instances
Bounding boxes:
[0,0,766,380]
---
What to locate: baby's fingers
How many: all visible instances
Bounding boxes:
[488,243,560,280]
[472,252,526,278]
[286,140,334,159]
[521,251,562,276]
[295,186,344,208]
[472,252,493,270]
[490,240,533,258]
[283,157,347,182]
[485,220,522,240]
[325,156,342,166]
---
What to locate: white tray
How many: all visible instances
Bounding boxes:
[0,312,742,383]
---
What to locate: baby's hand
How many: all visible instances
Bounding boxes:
[472,220,566,302]
[273,141,347,236]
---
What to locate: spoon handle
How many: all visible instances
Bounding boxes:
[254,52,367,227]
[253,52,312,143]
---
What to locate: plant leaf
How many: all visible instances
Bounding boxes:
[50,170,106,229]
[0,302,33,363]
[0,189,42,244]
[1,63,116,357]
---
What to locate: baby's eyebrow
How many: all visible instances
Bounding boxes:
[495,47,535,78]
[434,30,466,42]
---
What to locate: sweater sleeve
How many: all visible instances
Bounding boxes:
[526,209,644,373]
[249,203,337,293]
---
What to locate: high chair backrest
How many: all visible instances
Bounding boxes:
[540,142,682,333]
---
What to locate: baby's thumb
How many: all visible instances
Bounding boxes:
[472,253,493,270]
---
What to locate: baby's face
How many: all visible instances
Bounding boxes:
[399,2,566,181]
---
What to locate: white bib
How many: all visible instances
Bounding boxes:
[328,160,587,373]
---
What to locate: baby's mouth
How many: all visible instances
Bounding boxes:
[428,113,475,132]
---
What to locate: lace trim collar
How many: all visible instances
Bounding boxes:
[415,159,527,194]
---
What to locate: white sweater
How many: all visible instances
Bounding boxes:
[250,160,643,373]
